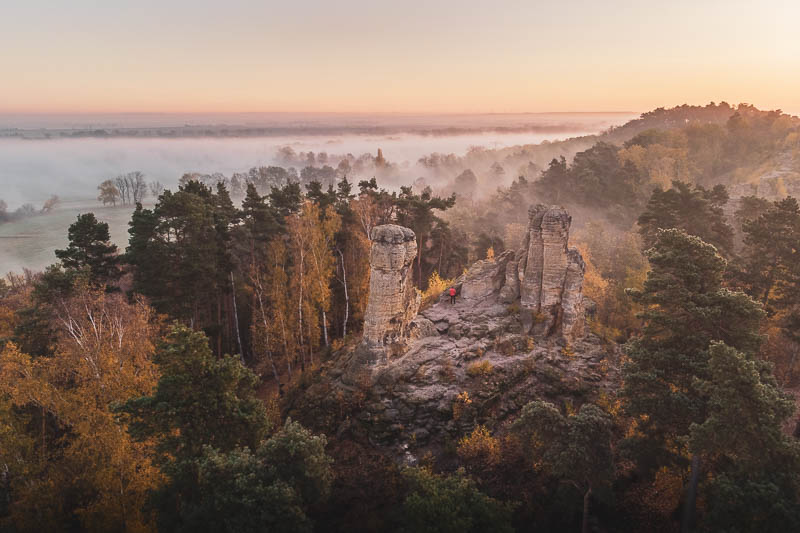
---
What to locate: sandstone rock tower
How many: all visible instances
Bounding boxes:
[498,205,586,340]
[362,224,420,346]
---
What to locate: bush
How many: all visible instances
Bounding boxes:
[420,271,455,309]
[452,391,472,421]
[466,360,494,377]
[457,425,501,469]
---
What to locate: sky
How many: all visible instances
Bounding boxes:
[1,0,799,114]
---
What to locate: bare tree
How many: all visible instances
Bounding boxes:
[130,172,148,204]
[149,180,164,198]
[115,175,130,204]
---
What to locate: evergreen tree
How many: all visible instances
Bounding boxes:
[395,186,456,288]
[638,181,734,256]
[512,401,614,533]
[691,342,800,532]
[119,324,270,530]
[621,229,765,527]
[738,196,800,307]
[55,213,120,282]
[401,467,514,533]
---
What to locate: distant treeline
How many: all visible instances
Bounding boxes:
[0,195,60,224]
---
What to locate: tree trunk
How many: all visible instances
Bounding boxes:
[582,486,592,533]
[255,283,281,385]
[437,236,444,275]
[40,406,46,464]
[322,310,329,347]
[298,255,305,372]
[417,235,424,288]
[230,271,243,361]
[338,248,349,338]
[681,454,701,533]
[216,292,223,356]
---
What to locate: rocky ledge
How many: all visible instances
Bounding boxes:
[289,207,619,462]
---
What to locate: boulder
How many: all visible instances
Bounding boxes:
[461,250,513,300]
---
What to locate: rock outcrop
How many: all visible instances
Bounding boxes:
[517,205,585,339]
[293,207,612,462]
[362,224,420,346]
[363,206,586,347]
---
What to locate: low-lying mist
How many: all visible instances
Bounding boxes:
[0,112,635,274]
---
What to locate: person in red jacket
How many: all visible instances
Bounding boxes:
[449,287,456,304]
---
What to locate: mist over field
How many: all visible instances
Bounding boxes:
[0,112,633,274]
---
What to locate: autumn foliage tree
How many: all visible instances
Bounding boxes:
[0,287,161,532]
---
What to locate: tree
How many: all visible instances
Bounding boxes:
[0,289,160,532]
[115,175,130,204]
[118,324,270,531]
[738,197,800,307]
[250,237,297,382]
[120,324,269,461]
[690,342,800,532]
[621,229,764,528]
[161,420,332,533]
[130,171,148,204]
[401,467,514,533]
[453,169,478,201]
[638,181,734,256]
[395,186,456,288]
[287,201,340,368]
[97,179,121,206]
[512,401,614,533]
[55,213,120,282]
[149,180,164,198]
[126,181,239,354]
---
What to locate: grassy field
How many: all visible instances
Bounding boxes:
[0,199,139,276]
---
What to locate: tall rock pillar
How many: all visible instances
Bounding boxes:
[518,205,586,340]
[362,224,419,346]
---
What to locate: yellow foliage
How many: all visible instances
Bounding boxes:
[595,391,623,418]
[457,425,501,467]
[420,271,455,308]
[0,289,161,532]
[452,391,472,420]
[466,360,494,377]
[561,344,575,359]
[486,246,495,260]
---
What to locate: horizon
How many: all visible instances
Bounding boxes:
[2,1,798,114]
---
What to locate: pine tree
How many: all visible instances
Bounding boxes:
[55,213,120,282]
[621,228,765,528]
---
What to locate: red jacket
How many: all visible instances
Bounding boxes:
[449,288,456,296]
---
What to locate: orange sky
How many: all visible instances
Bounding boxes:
[2,0,799,114]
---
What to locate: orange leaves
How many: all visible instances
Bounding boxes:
[457,425,501,469]
[0,286,162,531]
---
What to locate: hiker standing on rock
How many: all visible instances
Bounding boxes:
[449,287,456,304]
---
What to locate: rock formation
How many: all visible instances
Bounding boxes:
[362,224,420,346]
[296,207,610,457]
[517,205,585,339]
[362,206,585,349]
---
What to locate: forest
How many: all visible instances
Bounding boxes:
[1,103,800,532]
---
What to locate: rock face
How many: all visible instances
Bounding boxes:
[294,207,609,461]
[362,224,420,346]
[515,205,586,339]
[362,206,585,347]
